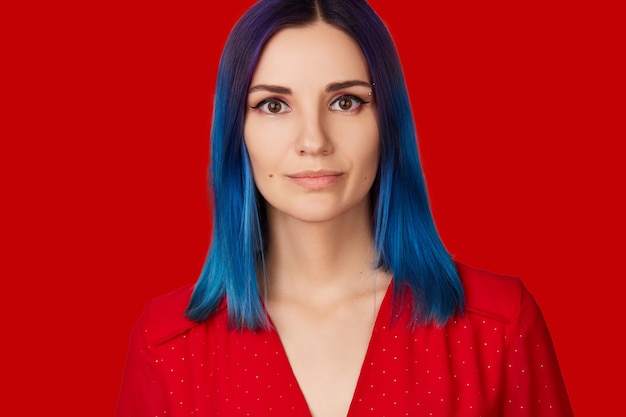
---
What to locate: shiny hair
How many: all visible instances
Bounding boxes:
[186,0,464,329]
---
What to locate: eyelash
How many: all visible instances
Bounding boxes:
[250,97,290,114]
[249,94,371,114]
[329,95,370,112]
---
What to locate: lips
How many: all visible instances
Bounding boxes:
[287,170,343,189]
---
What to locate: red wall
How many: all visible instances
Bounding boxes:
[3,0,624,415]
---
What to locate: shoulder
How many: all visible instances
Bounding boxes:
[455,261,527,323]
[136,284,224,347]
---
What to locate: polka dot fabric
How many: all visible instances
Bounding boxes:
[116,263,573,416]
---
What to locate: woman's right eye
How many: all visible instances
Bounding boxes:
[250,98,291,114]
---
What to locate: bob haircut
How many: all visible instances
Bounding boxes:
[186,0,464,330]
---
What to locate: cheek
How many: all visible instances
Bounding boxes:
[245,137,283,186]
[244,122,270,176]
[364,148,380,183]
[246,146,273,181]
[245,120,296,184]
[353,128,380,178]
[362,142,381,186]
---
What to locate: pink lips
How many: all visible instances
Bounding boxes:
[287,170,343,189]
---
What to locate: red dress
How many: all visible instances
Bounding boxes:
[116,263,573,416]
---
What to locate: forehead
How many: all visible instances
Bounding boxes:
[250,22,371,85]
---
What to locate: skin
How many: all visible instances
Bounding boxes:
[244,22,392,417]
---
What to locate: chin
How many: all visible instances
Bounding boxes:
[284,207,342,224]
[275,199,367,225]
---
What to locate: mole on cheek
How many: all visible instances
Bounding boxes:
[269,174,274,178]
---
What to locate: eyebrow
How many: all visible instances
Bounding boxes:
[248,84,292,95]
[248,80,371,95]
[325,80,372,92]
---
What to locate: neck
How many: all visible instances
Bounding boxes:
[262,201,380,302]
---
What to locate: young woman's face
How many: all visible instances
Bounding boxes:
[244,22,379,224]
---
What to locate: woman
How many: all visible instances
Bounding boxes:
[116,1,573,416]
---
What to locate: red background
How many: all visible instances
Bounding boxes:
[2,0,624,415]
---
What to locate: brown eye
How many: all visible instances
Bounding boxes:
[338,97,353,110]
[267,99,282,113]
[330,95,367,112]
[251,98,290,114]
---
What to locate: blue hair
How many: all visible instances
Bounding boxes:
[186,0,464,330]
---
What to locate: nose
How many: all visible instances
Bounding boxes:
[295,108,333,156]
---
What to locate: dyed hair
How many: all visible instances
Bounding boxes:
[186,0,464,330]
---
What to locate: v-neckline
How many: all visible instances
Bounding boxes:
[264,281,393,417]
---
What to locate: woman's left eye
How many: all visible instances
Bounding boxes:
[329,95,368,112]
